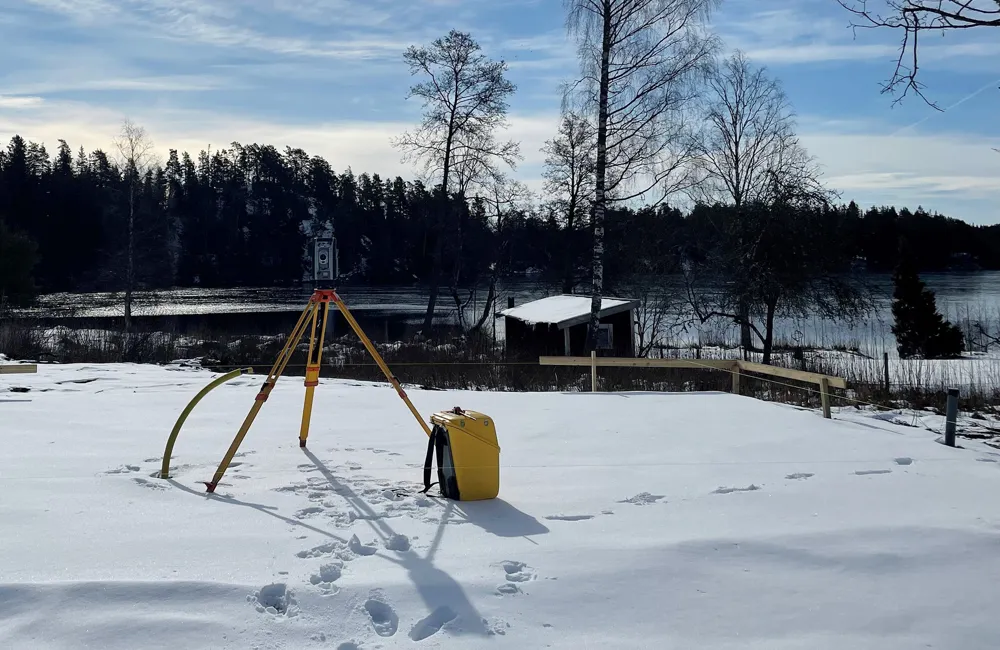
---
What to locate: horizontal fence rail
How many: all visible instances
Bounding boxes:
[539,355,846,419]
[0,364,37,375]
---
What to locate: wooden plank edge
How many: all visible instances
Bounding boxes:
[0,364,38,375]
[737,361,847,389]
[539,356,738,370]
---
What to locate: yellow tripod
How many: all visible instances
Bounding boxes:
[203,288,431,493]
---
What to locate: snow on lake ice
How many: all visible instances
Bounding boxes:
[1,362,999,649]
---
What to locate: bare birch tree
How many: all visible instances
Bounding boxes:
[112,118,155,336]
[564,0,721,351]
[692,51,801,353]
[541,111,596,292]
[693,51,799,210]
[837,1,1000,106]
[392,30,518,334]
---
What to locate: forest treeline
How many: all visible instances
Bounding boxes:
[0,133,996,305]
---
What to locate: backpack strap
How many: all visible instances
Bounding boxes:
[420,426,439,494]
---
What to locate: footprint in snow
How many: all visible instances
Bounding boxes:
[976,457,998,463]
[132,477,167,490]
[364,593,399,637]
[544,514,595,521]
[247,583,298,617]
[713,484,760,494]
[409,606,458,641]
[894,457,914,466]
[855,469,892,476]
[496,583,520,596]
[619,492,665,505]
[297,540,353,561]
[349,534,379,556]
[294,506,324,519]
[103,464,141,475]
[785,473,814,480]
[483,617,512,636]
[309,562,343,595]
[501,560,535,583]
[384,534,411,552]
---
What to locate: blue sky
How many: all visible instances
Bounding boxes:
[1,0,998,223]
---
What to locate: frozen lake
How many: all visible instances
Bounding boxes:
[19,272,1000,354]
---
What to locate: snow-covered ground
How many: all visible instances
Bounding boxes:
[2,362,1000,649]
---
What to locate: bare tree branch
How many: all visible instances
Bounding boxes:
[836,0,1000,107]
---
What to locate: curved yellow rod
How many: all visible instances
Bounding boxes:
[160,367,252,479]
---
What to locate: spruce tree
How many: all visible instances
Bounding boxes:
[891,241,964,359]
[0,218,38,308]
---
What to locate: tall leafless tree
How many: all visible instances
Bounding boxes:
[392,30,519,334]
[564,0,721,351]
[112,118,155,337]
[684,145,874,365]
[541,111,596,292]
[693,51,808,353]
[445,128,521,321]
[694,51,801,210]
[468,172,531,336]
[837,1,1000,107]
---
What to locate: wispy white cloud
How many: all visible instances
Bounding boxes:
[0,96,45,109]
[828,171,1000,196]
[801,126,1000,218]
[3,75,237,95]
[21,0,490,60]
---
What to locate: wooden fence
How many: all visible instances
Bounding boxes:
[539,354,847,419]
[0,364,37,375]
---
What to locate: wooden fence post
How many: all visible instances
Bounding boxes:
[820,377,831,419]
[591,350,597,392]
[883,352,890,393]
[732,364,740,395]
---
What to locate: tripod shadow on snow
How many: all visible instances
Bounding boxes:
[302,448,490,638]
[166,478,351,545]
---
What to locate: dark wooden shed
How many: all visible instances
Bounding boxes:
[500,295,639,360]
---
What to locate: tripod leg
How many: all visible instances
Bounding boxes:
[299,299,330,447]
[204,297,318,492]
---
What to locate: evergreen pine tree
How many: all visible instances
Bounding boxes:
[891,240,964,359]
[0,218,38,307]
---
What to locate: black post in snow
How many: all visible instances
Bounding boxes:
[945,388,959,448]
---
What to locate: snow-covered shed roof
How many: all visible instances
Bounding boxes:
[499,295,639,330]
